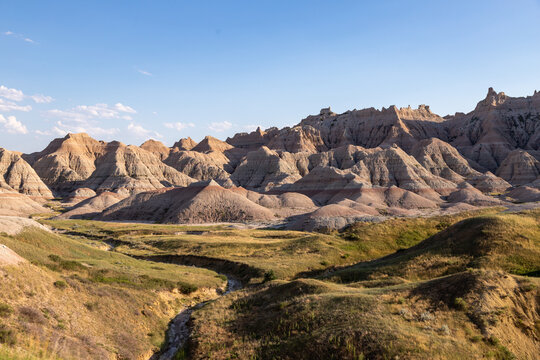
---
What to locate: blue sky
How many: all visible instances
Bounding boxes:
[1,0,539,153]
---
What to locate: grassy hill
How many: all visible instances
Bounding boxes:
[1,208,538,359]
[0,228,224,359]
[183,210,540,359]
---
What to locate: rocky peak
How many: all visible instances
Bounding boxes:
[140,139,170,160]
[0,148,53,197]
[475,87,508,110]
[192,136,234,153]
[227,127,269,149]
[319,107,336,117]
[172,137,197,151]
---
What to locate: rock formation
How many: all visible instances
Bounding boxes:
[83,141,194,193]
[231,147,303,191]
[98,180,276,223]
[5,87,538,229]
[172,137,198,151]
[446,88,540,172]
[164,149,232,184]
[23,133,106,193]
[58,191,128,219]
[140,139,171,160]
[496,149,540,185]
[24,134,194,195]
[0,148,52,198]
[0,189,50,216]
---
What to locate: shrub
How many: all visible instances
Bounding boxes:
[19,306,46,324]
[178,282,198,295]
[48,254,61,262]
[0,303,13,318]
[59,260,85,271]
[54,280,68,289]
[419,312,434,322]
[263,270,276,283]
[0,324,16,345]
[84,302,99,311]
[453,297,468,311]
[470,335,482,343]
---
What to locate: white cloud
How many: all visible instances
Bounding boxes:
[114,103,136,114]
[46,102,137,122]
[0,114,28,134]
[30,94,54,104]
[48,120,119,138]
[164,122,195,131]
[0,85,54,104]
[0,98,32,112]
[0,85,24,101]
[208,121,232,132]
[2,31,35,44]
[128,123,162,139]
[137,69,153,76]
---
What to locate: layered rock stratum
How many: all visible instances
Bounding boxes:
[3,88,539,228]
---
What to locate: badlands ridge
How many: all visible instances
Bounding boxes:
[2,88,539,230]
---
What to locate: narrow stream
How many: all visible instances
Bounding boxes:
[49,228,245,360]
[152,275,243,360]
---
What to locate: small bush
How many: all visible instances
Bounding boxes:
[470,335,483,343]
[54,280,68,289]
[263,270,276,283]
[0,324,16,345]
[59,260,85,271]
[19,306,46,324]
[48,254,61,262]
[84,302,99,311]
[438,324,450,335]
[453,297,468,311]
[0,303,13,318]
[419,312,434,322]
[178,282,198,295]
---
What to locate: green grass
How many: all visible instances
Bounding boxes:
[328,210,540,283]
[0,228,222,292]
[40,211,497,281]
[0,227,226,359]
[10,208,535,359]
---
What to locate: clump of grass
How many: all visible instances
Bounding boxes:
[453,297,468,311]
[53,280,68,289]
[47,254,85,272]
[263,270,276,283]
[0,303,13,318]
[19,307,46,324]
[0,324,16,345]
[84,302,99,311]
[484,336,516,359]
[178,282,198,295]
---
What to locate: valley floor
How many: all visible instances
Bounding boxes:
[0,207,539,359]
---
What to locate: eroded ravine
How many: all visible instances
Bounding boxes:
[48,227,248,360]
[152,274,242,360]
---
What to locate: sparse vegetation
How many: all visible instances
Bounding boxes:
[0,226,225,359]
[0,324,16,345]
[0,303,13,318]
[53,280,67,289]
[1,209,538,359]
